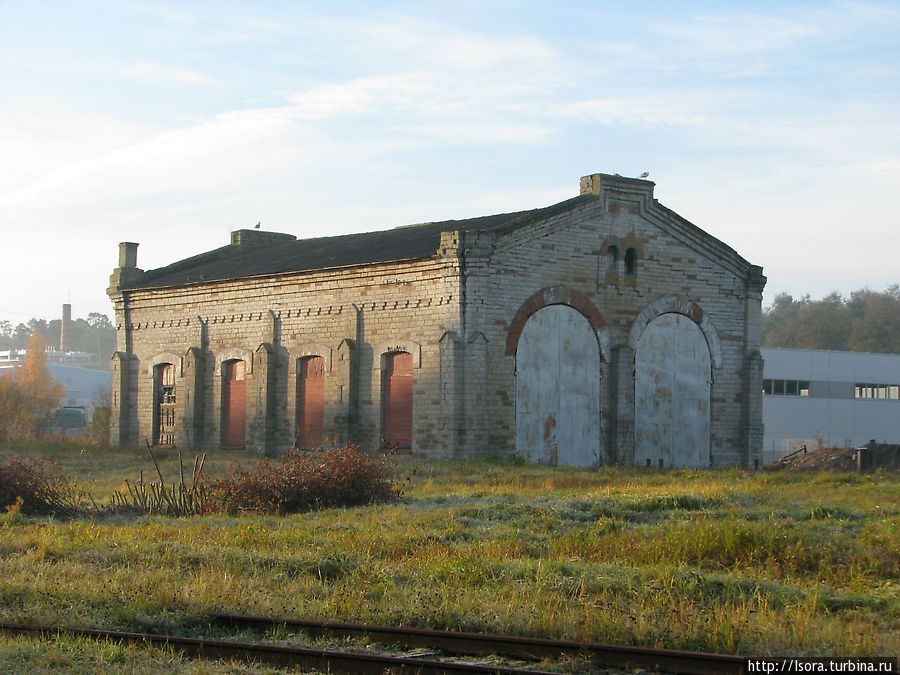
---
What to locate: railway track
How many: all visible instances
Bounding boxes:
[213,613,745,674]
[0,616,747,674]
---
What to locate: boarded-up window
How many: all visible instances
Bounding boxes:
[296,356,325,449]
[153,363,176,446]
[222,359,246,448]
[382,351,412,449]
[634,313,710,467]
[515,305,601,466]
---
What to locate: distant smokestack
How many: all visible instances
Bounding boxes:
[61,304,72,352]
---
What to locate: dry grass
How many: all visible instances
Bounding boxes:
[0,441,898,672]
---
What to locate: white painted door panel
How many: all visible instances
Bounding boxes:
[515,305,601,466]
[634,312,710,467]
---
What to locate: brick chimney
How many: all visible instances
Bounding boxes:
[108,242,145,295]
[119,242,138,268]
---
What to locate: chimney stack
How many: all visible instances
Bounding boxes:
[119,242,138,269]
[108,242,145,296]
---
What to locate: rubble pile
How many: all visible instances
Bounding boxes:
[770,442,900,472]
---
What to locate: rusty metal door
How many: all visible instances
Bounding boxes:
[296,356,325,449]
[153,363,176,446]
[515,305,601,465]
[222,359,246,448]
[382,351,412,449]
[634,312,710,467]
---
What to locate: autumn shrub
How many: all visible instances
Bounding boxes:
[0,334,64,441]
[209,444,400,514]
[0,455,81,516]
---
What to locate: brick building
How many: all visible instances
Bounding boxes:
[107,173,766,467]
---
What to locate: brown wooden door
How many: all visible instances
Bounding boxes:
[154,363,176,446]
[296,356,325,449]
[222,360,246,448]
[382,351,412,449]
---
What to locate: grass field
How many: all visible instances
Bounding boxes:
[1,440,898,673]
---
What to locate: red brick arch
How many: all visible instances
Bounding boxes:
[505,286,606,357]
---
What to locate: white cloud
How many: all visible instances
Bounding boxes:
[124,61,222,87]
[0,104,304,210]
[651,11,822,55]
[287,74,436,119]
[0,101,158,193]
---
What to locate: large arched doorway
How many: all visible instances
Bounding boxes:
[296,355,325,449]
[221,359,246,448]
[382,351,412,450]
[153,362,176,447]
[515,304,601,466]
[634,312,711,467]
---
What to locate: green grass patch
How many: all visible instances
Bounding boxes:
[0,441,898,671]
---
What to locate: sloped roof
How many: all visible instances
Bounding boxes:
[124,194,594,290]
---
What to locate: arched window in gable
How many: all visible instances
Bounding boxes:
[624,247,638,276]
[606,245,618,274]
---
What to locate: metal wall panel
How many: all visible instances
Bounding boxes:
[515,305,601,465]
[634,313,710,467]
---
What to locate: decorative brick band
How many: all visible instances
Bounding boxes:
[505,286,606,357]
[627,295,723,369]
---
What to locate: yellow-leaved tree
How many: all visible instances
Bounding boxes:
[0,333,64,441]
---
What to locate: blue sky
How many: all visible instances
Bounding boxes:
[1,1,898,326]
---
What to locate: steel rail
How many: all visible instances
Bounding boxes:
[0,621,559,674]
[213,612,746,675]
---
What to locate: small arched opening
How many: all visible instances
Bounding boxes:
[153,362,176,447]
[606,245,618,274]
[381,351,412,450]
[624,247,638,276]
[221,359,247,448]
[296,355,325,449]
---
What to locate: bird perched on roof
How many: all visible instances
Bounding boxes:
[254,221,261,229]
[638,171,649,179]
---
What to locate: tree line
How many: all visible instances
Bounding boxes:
[762,285,900,354]
[0,313,116,368]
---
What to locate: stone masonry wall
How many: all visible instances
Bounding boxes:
[110,254,462,456]
[108,176,763,467]
[461,179,762,468]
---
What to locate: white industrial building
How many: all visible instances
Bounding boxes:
[0,348,111,422]
[761,347,900,462]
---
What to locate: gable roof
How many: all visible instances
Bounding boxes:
[123,194,594,290]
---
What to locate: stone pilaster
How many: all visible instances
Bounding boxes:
[742,265,767,468]
[110,351,138,447]
[609,344,635,464]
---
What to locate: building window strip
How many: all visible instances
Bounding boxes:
[855,383,900,400]
[763,379,810,396]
